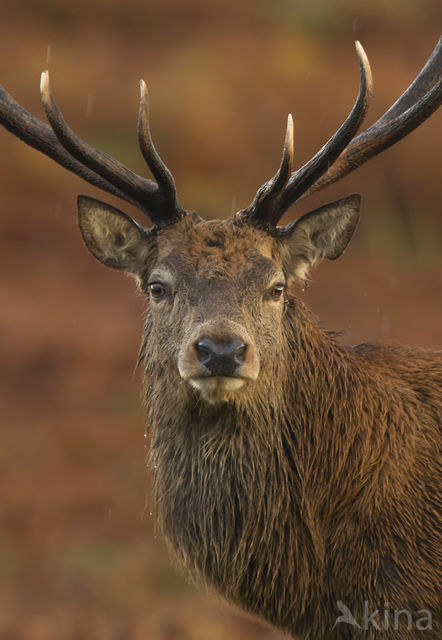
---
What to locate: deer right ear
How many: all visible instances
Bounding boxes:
[77,195,153,274]
[279,194,361,285]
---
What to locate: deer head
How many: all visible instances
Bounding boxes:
[0,40,440,407]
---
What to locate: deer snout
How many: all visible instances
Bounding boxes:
[194,338,247,377]
[178,322,259,401]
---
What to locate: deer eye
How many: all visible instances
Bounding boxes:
[149,282,166,300]
[265,285,285,301]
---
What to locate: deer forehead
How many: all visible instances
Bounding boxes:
[154,217,281,277]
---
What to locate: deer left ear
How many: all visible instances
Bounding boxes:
[279,194,360,284]
[77,195,153,274]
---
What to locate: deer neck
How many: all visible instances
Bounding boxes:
[143,299,377,627]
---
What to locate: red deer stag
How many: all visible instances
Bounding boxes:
[1,40,441,639]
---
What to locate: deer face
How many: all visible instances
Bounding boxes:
[78,194,360,404]
[148,216,284,403]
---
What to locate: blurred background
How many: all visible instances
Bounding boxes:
[0,1,440,638]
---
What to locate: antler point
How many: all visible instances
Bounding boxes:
[355,41,369,69]
[285,114,294,164]
[40,70,50,97]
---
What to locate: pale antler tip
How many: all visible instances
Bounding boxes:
[354,41,373,100]
[285,113,294,162]
[355,41,369,70]
[139,79,148,97]
[40,70,50,96]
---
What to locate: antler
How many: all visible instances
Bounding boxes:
[241,41,372,228]
[242,38,441,228]
[0,73,184,227]
[1,40,439,229]
[300,37,442,200]
[238,113,295,227]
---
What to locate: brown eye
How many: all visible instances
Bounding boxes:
[149,282,166,300]
[267,285,284,301]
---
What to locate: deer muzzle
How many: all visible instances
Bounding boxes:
[178,321,260,402]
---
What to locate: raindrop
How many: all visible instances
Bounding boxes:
[352,18,359,32]
[230,195,237,216]
[46,44,52,65]
[86,94,95,118]
[389,274,398,291]
[55,202,62,218]
[381,313,391,337]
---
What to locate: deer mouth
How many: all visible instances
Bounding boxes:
[189,375,247,392]
[188,375,248,403]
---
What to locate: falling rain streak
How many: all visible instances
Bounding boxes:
[86,94,95,118]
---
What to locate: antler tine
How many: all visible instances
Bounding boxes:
[237,114,294,227]
[40,71,162,218]
[244,42,372,227]
[374,36,441,127]
[0,75,185,225]
[0,84,143,208]
[138,80,181,217]
[39,71,185,226]
[299,37,442,199]
[269,41,372,223]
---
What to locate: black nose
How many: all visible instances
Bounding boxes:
[194,338,247,376]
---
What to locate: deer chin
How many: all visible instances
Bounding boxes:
[188,376,247,404]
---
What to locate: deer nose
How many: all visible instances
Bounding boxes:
[194,338,247,377]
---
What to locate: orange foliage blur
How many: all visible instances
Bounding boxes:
[0,1,440,638]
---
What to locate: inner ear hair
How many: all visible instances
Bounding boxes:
[77,195,151,273]
[279,193,361,285]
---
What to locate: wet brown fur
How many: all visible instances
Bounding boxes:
[137,215,441,639]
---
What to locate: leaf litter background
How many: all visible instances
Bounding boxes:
[0,1,441,638]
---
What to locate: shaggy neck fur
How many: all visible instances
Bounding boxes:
[139,295,440,639]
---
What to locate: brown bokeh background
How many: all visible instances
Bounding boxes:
[0,2,440,639]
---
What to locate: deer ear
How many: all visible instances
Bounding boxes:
[279,194,360,284]
[77,195,152,274]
